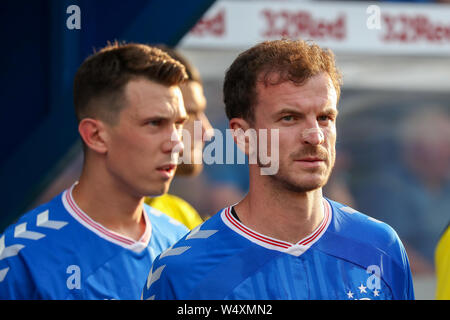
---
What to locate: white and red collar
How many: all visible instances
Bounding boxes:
[62,184,151,253]
[221,198,332,257]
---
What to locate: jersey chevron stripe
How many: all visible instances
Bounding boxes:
[0,188,188,299]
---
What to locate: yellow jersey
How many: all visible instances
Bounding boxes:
[145,194,203,230]
[436,224,450,300]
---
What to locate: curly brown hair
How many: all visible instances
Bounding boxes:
[73,41,188,124]
[223,39,342,123]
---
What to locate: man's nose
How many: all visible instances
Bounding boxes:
[301,126,325,146]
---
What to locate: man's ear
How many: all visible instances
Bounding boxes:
[78,118,109,154]
[229,118,255,156]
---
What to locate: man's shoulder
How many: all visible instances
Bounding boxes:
[326,199,408,268]
[143,212,234,299]
[325,199,414,299]
[1,192,71,252]
[144,203,189,239]
[0,193,72,297]
[153,212,225,265]
[329,199,401,245]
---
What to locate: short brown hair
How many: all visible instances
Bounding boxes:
[155,44,202,84]
[223,39,342,122]
[73,42,188,124]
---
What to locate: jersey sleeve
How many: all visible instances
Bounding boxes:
[386,227,415,300]
[331,201,416,300]
[399,240,415,300]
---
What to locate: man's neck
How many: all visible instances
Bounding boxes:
[234,177,325,244]
[71,171,146,242]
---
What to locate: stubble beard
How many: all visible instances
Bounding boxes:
[265,146,335,194]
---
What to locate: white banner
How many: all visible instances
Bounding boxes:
[179,1,450,56]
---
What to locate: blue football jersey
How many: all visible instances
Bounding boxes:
[0,186,188,299]
[143,199,415,300]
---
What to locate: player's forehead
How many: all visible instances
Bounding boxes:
[123,78,185,119]
[255,73,337,114]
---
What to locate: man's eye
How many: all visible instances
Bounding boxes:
[318,115,333,122]
[149,119,163,127]
[281,115,294,121]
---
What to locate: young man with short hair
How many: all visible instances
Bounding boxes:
[0,42,189,299]
[145,46,212,229]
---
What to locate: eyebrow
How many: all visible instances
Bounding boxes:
[274,107,338,117]
[321,108,339,117]
[141,113,189,123]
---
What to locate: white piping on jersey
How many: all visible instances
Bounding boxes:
[340,206,358,214]
[14,223,46,240]
[340,206,383,224]
[36,210,68,229]
[154,226,219,262]
[145,206,184,227]
[142,225,219,299]
[0,209,68,283]
[186,225,218,239]
[221,198,332,257]
[0,267,9,282]
[159,246,191,259]
[0,235,25,261]
[146,264,166,290]
[368,217,383,224]
[62,185,151,253]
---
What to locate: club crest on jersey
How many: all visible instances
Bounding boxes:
[346,264,382,300]
[346,283,382,300]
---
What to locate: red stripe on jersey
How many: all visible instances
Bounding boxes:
[225,207,291,249]
[224,199,331,250]
[298,199,330,246]
[65,190,135,246]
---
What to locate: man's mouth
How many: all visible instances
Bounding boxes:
[296,156,325,162]
[156,164,177,178]
[294,156,326,168]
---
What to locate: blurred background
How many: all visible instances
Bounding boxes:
[1,0,449,299]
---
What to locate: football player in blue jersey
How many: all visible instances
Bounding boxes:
[143,39,415,300]
[0,42,190,299]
